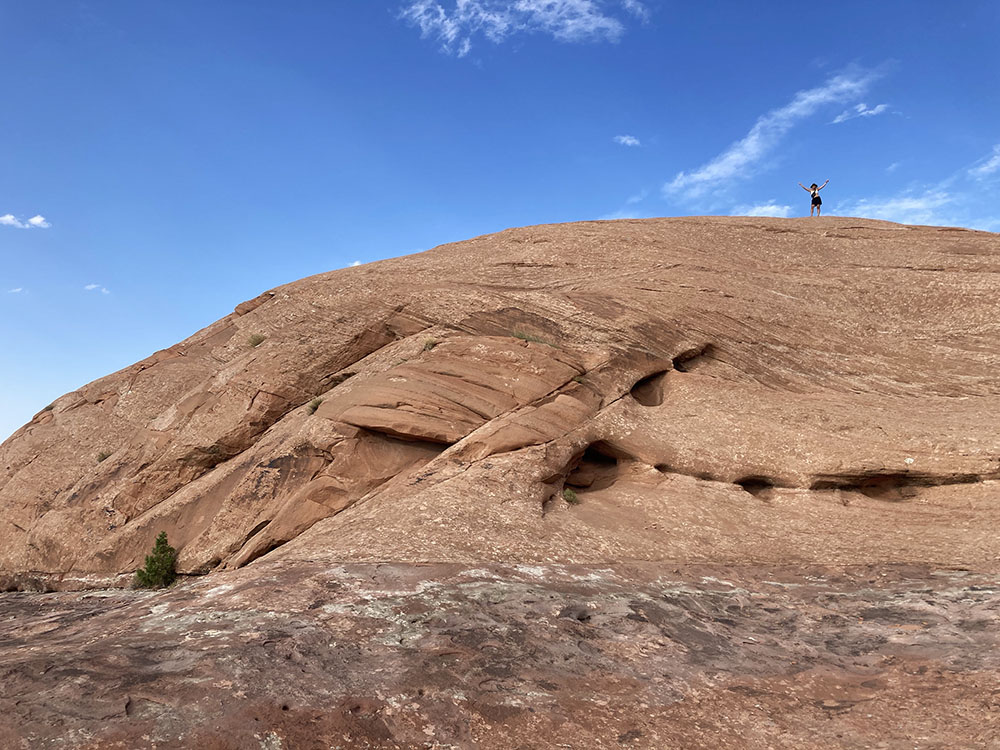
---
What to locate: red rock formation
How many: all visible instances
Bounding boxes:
[2,217,999,588]
[3,217,1000,749]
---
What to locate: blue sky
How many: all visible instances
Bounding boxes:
[2,1,998,440]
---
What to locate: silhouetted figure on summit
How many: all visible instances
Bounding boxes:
[799,180,829,216]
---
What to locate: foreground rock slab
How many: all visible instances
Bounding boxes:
[1,563,998,749]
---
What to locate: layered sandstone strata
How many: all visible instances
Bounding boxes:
[2,217,998,587]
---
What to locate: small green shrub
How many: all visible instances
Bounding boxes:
[563,488,580,505]
[572,375,585,384]
[423,338,439,351]
[248,333,266,348]
[307,397,323,414]
[96,450,112,463]
[512,330,548,344]
[133,531,178,589]
[42,404,54,412]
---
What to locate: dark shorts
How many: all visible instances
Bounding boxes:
[812,196,822,206]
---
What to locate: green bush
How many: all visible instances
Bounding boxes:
[307,397,323,414]
[248,333,266,348]
[423,337,439,351]
[96,450,112,463]
[511,330,548,344]
[563,488,580,505]
[133,531,178,589]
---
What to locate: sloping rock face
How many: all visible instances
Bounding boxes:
[2,216,1000,587]
[3,216,1000,749]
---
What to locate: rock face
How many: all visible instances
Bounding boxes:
[2,216,1000,587]
[2,562,999,749]
[2,216,1000,749]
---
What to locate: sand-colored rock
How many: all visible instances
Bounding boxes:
[3,216,1000,749]
[2,562,998,749]
[1,216,999,587]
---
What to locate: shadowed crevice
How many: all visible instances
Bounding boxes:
[630,371,669,407]
[734,476,777,497]
[672,344,716,373]
[810,471,984,501]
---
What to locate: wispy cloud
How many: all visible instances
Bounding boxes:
[84,283,110,294]
[350,260,362,267]
[400,0,648,57]
[831,102,889,124]
[664,67,882,202]
[840,189,954,226]
[7,288,23,294]
[886,161,901,173]
[842,145,1000,231]
[1,213,50,229]
[614,134,641,147]
[599,208,644,220]
[730,201,792,218]
[621,0,649,21]
[969,144,1000,179]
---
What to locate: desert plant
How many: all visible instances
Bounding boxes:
[96,450,112,463]
[572,375,585,384]
[41,404,54,412]
[511,330,548,344]
[563,488,580,505]
[248,333,266,348]
[307,397,323,414]
[423,338,439,351]
[133,531,177,589]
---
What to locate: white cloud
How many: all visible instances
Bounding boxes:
[841,148,1000,231]
[621,0,649,21]
[7,287,23,294]
[665,68,881,202]
[886,161,901,173]
[84,283,110,294]
[400,0,645,57]
[101,287,110,294]
[1,213,51,229]
[969,144,1000,179]
[599,208,644,220]
[831,102,889,124]
[1,214,27,228]
[614,134,641,147]
[350,260,362,267]
[839,189,954,226]
[730,201,792,218]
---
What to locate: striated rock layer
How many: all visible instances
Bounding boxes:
[3,216,1000,749]
[2,216,1000,588]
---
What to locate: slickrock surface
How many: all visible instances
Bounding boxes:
[1,563,998,749]
[1,216,999,748]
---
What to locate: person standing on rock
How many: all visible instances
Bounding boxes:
[799,180,829,217]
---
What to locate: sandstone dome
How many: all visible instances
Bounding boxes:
[3,216,998,589]
[3,216,1000,749]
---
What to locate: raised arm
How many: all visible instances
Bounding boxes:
[817,179,830,190]
[798,182,810,192]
